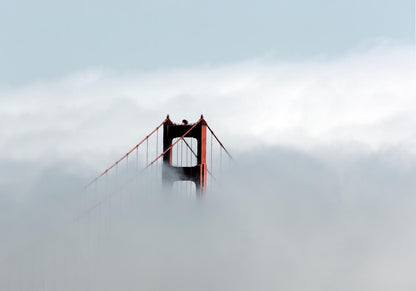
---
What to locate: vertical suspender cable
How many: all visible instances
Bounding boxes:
[211,132,213,179]
[186,140,189,193]
[108,178,112,236]
[134,147,138,200]
[181,139,183,167]
[156,128,159,169]
[105,171,108,209]
[123,155,128,213]
[104,172,110,235]
[176,140,179,166]
[220,146,223,170]
[116,163,118,188]
[191,138,193,166]
[126,154,129,173]
[146,138,149,166]
[136,147,139,171]
[94,177,99,248]
[186,138,188,167]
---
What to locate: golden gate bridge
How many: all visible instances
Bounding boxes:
[1,115,232,290]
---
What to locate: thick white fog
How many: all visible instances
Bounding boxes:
[1,44,416,290]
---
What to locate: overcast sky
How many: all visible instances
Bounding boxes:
[0,0,414,84]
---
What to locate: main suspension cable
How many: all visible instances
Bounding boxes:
[205,123,233,160]
[85,117,168,188]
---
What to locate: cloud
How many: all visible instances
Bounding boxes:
[1,148,416,290]
[0,44,415,167]
[0,44,416,290]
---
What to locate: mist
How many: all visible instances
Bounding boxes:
[1,44,416,290]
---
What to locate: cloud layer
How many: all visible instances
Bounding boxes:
[2,148,416,290]
[1,44,415,167]
[1,44,416,290]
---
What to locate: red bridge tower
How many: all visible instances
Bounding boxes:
[162,115,207,192]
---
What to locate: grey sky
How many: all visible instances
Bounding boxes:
[0,0,413,84]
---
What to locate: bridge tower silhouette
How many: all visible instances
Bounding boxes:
[85,114,231,196]
[162,115,207,192]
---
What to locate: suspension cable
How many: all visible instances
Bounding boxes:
[2,117,230,270]
[146,118,202,168]
[205,123,233,160]
[86,117,229,189]
[179,136,215,179]
[85,117,168,188]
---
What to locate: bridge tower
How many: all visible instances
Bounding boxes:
[162,115,207,193]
